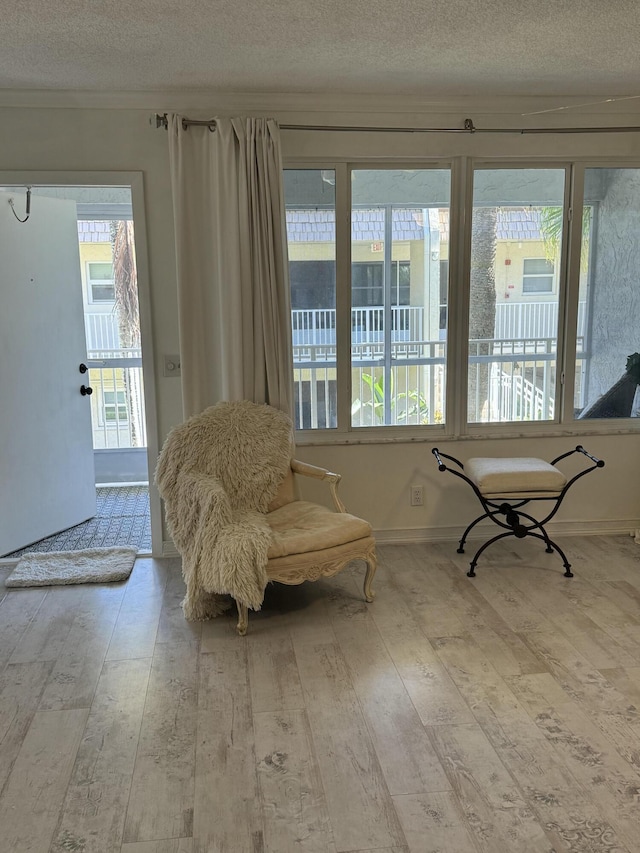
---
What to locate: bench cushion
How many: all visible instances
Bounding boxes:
[466,457,567,496]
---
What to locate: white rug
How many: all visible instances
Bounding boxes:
[5,547,137,588]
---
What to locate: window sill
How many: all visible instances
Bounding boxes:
[294,419,640,447]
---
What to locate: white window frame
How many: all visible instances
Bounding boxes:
[285,156,640,444]
[286,161,456,441]
[86,260,115,304]
[522,257,555,294]
[102,390,128,425]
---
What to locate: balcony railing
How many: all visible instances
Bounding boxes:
[494,300,586,340]
[293,301,586,347]
[84,305,588,437]
[86,348,146,449]
[292,305,588,429]
[85,312,121,350]
[292,305,427,347]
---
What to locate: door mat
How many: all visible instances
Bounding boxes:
[5,547,137,588]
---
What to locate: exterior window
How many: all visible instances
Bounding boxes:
[103,391,128,423]
[87,261,115,303]
[351,261,410,308]
[523,258,554,293]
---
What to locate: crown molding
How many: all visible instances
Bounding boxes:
[1,88,640,122]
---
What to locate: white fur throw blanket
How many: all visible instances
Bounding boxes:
[155,401,293,619]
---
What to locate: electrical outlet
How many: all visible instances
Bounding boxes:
[410,485,424,506]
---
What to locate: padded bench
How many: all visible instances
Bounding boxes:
[432,446,605,578]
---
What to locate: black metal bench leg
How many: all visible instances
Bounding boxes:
[526,532,573,577]
[509,509,573,574]
[512,509,556,553]
[457,511,491,553]
[467,531,514,577]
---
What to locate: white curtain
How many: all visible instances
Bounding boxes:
[167,114,292,418]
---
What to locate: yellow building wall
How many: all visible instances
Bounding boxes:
[78,241,113,306]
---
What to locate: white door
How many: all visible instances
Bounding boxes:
[0,190,96,556]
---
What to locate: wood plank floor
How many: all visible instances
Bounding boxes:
[1,535,640,852]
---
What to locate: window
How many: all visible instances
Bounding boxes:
[284,168,449,430]
[351,261,410,308]
[87,261,115,303]
[575,169,640,420]
[350,171,449,427]
[523,258,554,293]
[285,161,637,435]
[285,169,337,428]
[103,390,128,423]
[468,169,566,425]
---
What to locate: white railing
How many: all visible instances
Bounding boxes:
[85,312,120,350]
[292,302,586,349]
[292,308,335,346]
[495,370,553,422]
[86,348,146,449]
[495,301,586,340]
[294,337,587,429]
[292,306,425,347]
[351,360,446,427]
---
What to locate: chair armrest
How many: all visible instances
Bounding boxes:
[290,459,347,513]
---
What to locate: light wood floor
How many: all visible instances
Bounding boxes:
[2,535,640,852]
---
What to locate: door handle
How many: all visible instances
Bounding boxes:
[80,385,93,396]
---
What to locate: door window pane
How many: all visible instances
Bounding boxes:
[350,169,450,427]
[468,169,566,424]
[284,170,337,429]
[576,168,640,419]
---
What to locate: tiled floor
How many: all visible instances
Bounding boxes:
[5,486,151,558]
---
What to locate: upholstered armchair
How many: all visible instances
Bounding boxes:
[155,400,376,634]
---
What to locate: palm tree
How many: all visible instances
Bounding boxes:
[111,220,139,348]
[468,206,497,420]
[540,205,592,270]
[110,221,143,446]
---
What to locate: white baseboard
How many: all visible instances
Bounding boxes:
[6,522,637,568]
[372,518,640,546]
[162,541,180,558]
[161,520,640,557]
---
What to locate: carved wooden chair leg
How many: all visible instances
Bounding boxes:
[363,553,377,603]
[236,601,249,636]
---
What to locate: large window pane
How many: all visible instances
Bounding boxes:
[576,168,640,419]
[284,170,337,429]
[350,169,450,427]
[468,169,566,424]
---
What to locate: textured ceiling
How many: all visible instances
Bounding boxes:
[1,0,639,99]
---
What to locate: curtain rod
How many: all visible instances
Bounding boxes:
[154,113,640,135]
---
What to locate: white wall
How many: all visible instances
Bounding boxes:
[1,96,638,548]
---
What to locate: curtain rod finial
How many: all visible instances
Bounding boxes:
[152,113,168,129]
